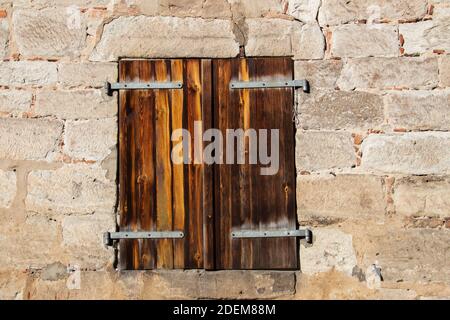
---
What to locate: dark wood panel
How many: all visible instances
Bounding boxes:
[119,59,210,270]
[213,57,298,270]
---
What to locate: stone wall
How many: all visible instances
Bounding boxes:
[0,0,449,300]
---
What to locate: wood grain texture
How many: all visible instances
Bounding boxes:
[213,58,298,270]
[119,59,209,270]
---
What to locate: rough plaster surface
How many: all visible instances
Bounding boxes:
[0,0,449,300]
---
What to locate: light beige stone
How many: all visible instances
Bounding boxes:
[294,60,343,88]
[297,23,325,59]
[246,19,324,58]
[288,0,321,23]
[356,228,450,283]
[0,170,16,208]
[26,164,116,215]
[35,90,117,120]
[0,90,32,116]
[62,214,114,270]
[0,271,28,300]
[400,8,450,55]
[0,118,62,161]
[13,0,110,7]
[393,176,450,218]
[159,0,232,18]
[331,24,399,58]
[300,228,357,276]
[297,174,386,220]
[63,118,117,161]
[90,16,239,61]
[228,0,284,18]
[12,8,86,58]
[0,61,57,86]
[0,18,7,58]
[385,90,450,130]
[295,131,356,171]
[246,18,303,56]
[337,57,438,90]
[0,216,60,270]
[439,55,450,87]
[58,63,118,87]
[318,0,428,26]
[297,89,384,130]
[142,270,296,299]
[361,133,450,174]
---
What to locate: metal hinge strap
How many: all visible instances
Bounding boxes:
[103,231,184,246]
[231,229,312,243]
[105,81,183,96]
[230,79,309,92]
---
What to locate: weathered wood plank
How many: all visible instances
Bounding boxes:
[171,59,186,269]
[154,60,174,269]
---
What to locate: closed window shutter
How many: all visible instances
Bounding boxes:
[118,58,297,270]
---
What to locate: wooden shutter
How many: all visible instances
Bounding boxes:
[118,58,297,270]
[118,59,214,270]
[213,58,297,269]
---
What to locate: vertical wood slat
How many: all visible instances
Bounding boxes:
[119,59,208,270]
[154,60,174,269]
[213,57,298,270]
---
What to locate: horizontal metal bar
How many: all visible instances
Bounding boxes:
[230,79,309,92]
[105,81,183,96]
[104,231,184,245]
[231,229,312,243]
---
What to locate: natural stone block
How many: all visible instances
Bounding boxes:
[228,0,284,18]
[26,164,116,215]
[58,63,117,87]
[300,228,357,276]
[297,174,386,221]
[0,170,16,208]
[246,19,325,58]
[0,271,27,300]
[439,55,450,87]
[63,118,117,161]
[337,57,438,90]
[62,214,114,270]
[400,7,450,55]
[361,133,450,174]
[294,60,343,88]
[12,0,110,7]
[142,270,296,299]
[0,18,7,58]
[35,90,117,120]
[295,131,356,171]
[0,216,60,270]
[246,18,303,57]
[0,118,62,161]
[288,0,321,23]
[297,23,325,59]
[385,90,450,130]
[330,24,399,58]
[159,0,232,18]
[0,61,57,86]
[318,0,428,26]
[297,89,384,130]
[0,90,32,116]
[356,228,450,283]
[90,16,239,61]
[393,176,450,218]
[12,8,86,58]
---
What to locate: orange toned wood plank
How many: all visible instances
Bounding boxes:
[201,59,215,269]
[170,59,186,269]
[185,59,204,268]
[154,60,174,269]
[138,60,156,269]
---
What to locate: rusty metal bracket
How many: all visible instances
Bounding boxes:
[105,81,183,96]
[231,229,312,244]
[103,231,184,246]
[230,79,310,92]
